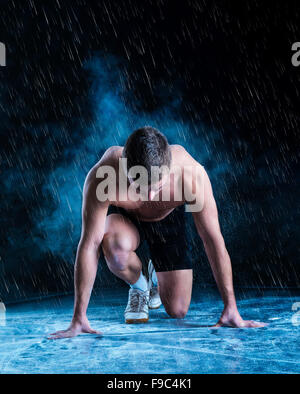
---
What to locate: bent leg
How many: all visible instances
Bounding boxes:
[157,269,193,318]
[102,213,142,284]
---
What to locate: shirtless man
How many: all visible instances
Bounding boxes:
[49,126,265,339]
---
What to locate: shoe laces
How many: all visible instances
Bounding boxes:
[150,286,159,298]
[128,289,148,311]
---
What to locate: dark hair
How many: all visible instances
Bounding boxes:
[123,126,171,182]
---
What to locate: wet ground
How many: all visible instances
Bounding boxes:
[0,288,299,374]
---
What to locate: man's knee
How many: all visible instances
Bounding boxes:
[165,304,189,319]
[102,233,133,271]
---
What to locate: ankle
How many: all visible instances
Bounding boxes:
[130,271,148,292]
[152,270,158,287]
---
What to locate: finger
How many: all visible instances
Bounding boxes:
[47,332,67,339]
[88,329,103,335]
[211,323,221,328]
[244,320,267,328]
[48,335,61,340]
[83,327,103,335]
[49,330,67,336]
[48,332,75,340]
[252,321,268,327]
[48,334,63,340]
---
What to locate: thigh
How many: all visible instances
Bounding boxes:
[157,269,193,317]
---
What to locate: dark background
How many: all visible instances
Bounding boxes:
[0,0,299,303]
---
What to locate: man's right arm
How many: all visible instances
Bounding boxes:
[48,167,109,339]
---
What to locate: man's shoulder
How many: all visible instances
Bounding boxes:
[89,146,123,175]
[171,144,203,168]
[84,146,123,194]
[171,144,187,154]
[170,145,206,191]
[101,145,123,163]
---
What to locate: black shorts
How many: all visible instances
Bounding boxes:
[107,204,192,272]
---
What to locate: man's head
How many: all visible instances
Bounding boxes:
[123,126,171,200]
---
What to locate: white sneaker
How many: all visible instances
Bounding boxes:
[148,260,162,310]
[124,288,149,324]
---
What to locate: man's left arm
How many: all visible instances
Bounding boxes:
[191,167,266,328]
